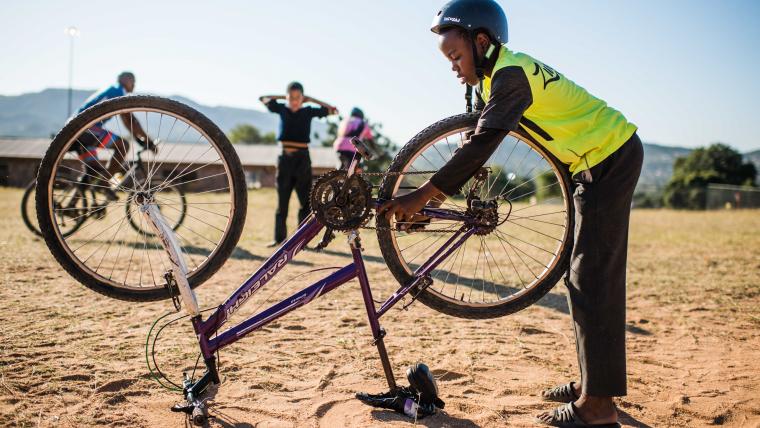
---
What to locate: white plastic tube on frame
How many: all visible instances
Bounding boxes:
[140,203,200,316]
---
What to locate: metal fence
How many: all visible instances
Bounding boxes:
[706,184,760,209]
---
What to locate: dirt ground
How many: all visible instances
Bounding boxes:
[1,186,758,427]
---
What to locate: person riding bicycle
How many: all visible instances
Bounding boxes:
[72,71,156,199]
[379,1,643,426]
[333,107,374,171]
[259,81,338,247]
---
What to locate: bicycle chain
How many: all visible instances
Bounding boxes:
[356,170,459,234]
[312,169,488,235]
[358,170,437,177]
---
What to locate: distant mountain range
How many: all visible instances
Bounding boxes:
[0,88,326,143]
[1,88,757,190]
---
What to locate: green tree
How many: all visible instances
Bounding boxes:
[229,124,277,144]
[488,167,535,201]
[664,143,757,209]
[320,117,341,147]
[535,170,562,202]
[363,121,397,174]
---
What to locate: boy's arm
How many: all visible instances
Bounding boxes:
[259,95,284,104]
[429,66,533,196]
[304,96,338,115]
[119,113,152,148]
[259,95,285,113]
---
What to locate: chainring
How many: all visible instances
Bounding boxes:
[310,170,373,231]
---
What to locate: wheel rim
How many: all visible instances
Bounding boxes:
[44,106,240,292]
[385,126,572,308]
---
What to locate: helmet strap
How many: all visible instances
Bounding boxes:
[471,38,485,80]
[472,36,498,81]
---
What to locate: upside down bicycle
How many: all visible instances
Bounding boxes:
[36,95,574,424]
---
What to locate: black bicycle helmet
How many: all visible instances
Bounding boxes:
[431,0,508,80]
[430,0,508,44]
[350,107,365,119]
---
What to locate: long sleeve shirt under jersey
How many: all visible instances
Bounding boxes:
[430,66,533,196]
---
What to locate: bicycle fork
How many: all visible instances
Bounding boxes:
[140,202,213,424]
[349,230,398,391]
[139,202,199,316]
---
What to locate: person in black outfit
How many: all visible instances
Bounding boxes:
[259,82,338,247]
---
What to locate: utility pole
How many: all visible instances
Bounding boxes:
[65,26,80,118]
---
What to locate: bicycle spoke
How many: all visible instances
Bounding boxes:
[94,212,130,273]
[493,230,546,274]
[504,219,563,243]
[160,202,225,234]
[155,170,227,191]
[149,140,215,193]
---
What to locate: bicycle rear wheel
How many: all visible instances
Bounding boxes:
[36,95,247,301]
[377,113,574,319]
[21,180,43,237]
[23,178,89,238]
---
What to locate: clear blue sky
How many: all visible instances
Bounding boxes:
[1,1,759,151]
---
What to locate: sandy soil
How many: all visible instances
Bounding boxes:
[1,187,758,427]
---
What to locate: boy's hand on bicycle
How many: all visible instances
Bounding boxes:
[378,181,444,232]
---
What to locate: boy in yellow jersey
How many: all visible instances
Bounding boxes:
[379,1,643,427]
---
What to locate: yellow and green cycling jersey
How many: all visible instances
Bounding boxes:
[480,46,637,174]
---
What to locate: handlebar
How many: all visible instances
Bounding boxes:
[136,138,159,161]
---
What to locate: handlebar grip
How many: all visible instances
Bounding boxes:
[350,137,374,161]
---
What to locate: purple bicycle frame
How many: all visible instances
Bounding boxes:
[187,205,475,387]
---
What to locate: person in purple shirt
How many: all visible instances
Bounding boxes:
[333,107,374,172]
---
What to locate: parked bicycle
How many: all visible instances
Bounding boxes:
[36,95,574,424]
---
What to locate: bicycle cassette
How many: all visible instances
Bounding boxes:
[310,170,373,231]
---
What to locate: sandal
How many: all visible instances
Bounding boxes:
[540,382,579,403]
[535,402,620,427]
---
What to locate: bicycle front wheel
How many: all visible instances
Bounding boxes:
[36,95,247,301]
[125,186,187,236]
[377,113,574,319]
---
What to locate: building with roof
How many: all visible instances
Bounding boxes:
[0,138,339,188]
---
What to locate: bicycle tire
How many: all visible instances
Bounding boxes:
[21,180,42,237]
[23,178,89,238]
[376,113,574,319]
[36,95,247,302]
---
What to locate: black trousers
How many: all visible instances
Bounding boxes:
[566,133,643,397]
[274,150,312,243]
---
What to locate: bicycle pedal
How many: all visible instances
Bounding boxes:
[170,402,194,414]
[315,228,335,251]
